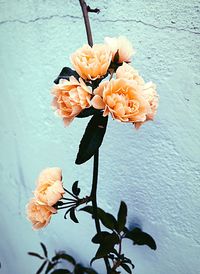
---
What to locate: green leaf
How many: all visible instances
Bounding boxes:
[75,113,108,165]
[100,211,117,231]
[70,208,79,223]
[74,264,85,274]
[52,253,76,265]
[92,232,112,244]
[54,67,79,84]
[36,260,47,274]
[40,242,48,257]
[77,107,101,118]
[125,227,157,250]
[80,206,117,230]
[121,263,132,273]
[51,269,70,274]
[72,181,80,196]
[123,257,135,269]
[27,252,44,260]
[95,232,119,259]
[64,207,73,219]
[117,201,127,232]
[84,268,98,274]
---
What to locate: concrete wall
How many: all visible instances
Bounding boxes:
[0,0,200,273]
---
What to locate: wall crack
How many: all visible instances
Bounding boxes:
[0,14,199,35]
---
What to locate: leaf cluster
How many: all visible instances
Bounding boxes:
[28,243,97,274]
[81,201,156,273]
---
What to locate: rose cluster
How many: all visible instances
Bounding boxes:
[52,36,158,128]
[27,168,65,229]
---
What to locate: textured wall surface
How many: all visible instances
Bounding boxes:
[0,0,200,273]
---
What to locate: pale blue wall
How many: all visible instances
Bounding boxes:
[0,0,200,273]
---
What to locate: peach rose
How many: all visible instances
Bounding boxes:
[92,79,150,124]
[26,198,57,230]
[135,82,159,129]
[104,36,135,63]
[34,167,65,206]
[70,44,112,80]
[116,62,144,85]
[52,76,92,126]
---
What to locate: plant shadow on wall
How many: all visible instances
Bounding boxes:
[26,0,159,273]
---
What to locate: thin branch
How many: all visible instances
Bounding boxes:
[79,0,93,46]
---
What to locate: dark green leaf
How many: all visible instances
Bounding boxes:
[99,211,117,231]
[45,262,57,274]
[51,269,70,274]
[123,257,135,269]
[74,264,85,274]
[40,242,48,257]
[121,263,132,273]
[64,207,73,219]
[54,67,79,84]
[54,201,64,207]
[77,107,101,118]
[125,227,156,250]
[80,205,93,214]
[117,201,127,232]
[27,252,44,260]
[36,260,48,274]
[75,113,108,165]
[95,232,119,259]
[84,268,98,274]
[70,208,79,223]
[80,206,117,230]
[110,249,119,257]
[72,181,80,196]
[92,231,113,244]
[95,245,109,259]
[52,253,76,265]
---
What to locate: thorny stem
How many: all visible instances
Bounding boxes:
[78,1,111,272]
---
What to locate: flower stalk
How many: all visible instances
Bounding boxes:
[78,1,111,272]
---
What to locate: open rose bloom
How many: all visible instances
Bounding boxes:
[26,198,57,230]
[52,76,92,126]
[27,167,65,229]
[104,36,135,63]
[34,167,65,206]
[70,44,112,80]
[92,79,151,124]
